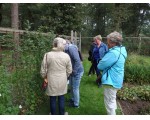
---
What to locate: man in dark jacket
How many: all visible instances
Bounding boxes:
[64,40,84,108]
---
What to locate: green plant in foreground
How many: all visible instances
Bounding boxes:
[0,31,55,114]
[0,66,19,114]
[117,85,150,102]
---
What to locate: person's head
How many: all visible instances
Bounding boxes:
[107,31,123,48]
[53,37,66,51]
[65,39,71,44]
[94,35,102,45]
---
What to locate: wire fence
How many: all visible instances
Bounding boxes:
[0,28,150,114]
[81,36,150,56]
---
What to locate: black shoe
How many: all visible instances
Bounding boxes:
[68,101,79,108]
[73,105,79,108]
[69,99,74,103]
[68,99,74,106]
[69,103,79,108]
[98,84,102,88]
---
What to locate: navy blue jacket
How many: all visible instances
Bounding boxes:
[93,42,108,62]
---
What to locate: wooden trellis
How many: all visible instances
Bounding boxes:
[71,30,81,52]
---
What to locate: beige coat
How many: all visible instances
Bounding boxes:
[40,48,72,96]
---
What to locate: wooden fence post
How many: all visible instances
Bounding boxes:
[138,37,142,54]
[79,32,81,52]
[74,31,77,45]
[71,30,74,43]
[70,30,82,52]
[12,31,20,66]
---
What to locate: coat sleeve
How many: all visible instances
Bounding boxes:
[97,52,117,70]
[69,46,81,75]
[66,55,72,77]
[40,53,47,78]
[99,44,108,59]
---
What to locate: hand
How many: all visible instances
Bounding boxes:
[44,78,48,83]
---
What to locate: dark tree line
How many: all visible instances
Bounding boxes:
[83,3,150,37]
[0,3,150,37]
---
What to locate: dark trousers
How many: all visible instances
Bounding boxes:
[88,62,95,75]
[93,59,100,76]
[50,95,65,115]
[93,59,102,86]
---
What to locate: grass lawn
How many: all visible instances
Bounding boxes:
[36,59,122,115]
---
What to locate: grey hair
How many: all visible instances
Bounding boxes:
[65,39,71,44]
[107,31,123,45]
[53,37,66,51]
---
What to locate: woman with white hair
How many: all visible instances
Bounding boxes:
[97,31,127,115]
[40,37,72,115]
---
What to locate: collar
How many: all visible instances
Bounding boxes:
[109,45,122,50]
[52,47,61,51]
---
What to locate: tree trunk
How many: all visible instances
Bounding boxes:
[114,3,121,32]
[0,4,2,65]
[11,3,20,66]
[0,44,2,65]
[11,3,19,29]
[0,4,2,26]
[136,10,146,37]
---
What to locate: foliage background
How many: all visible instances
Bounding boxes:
[0,3,150,115]
[0,3,150,37]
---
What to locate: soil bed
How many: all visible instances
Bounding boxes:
[118,99,150,115]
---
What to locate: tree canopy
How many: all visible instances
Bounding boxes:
[0,3,150,37]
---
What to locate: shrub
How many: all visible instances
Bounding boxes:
[0,31,55,114]
[117,85,150,102]
[124,54,150,84]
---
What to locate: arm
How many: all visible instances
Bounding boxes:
[40,53,48,79]
[78,50,83,61]
[69,46,81,75]
[99,44,108,59]
[97,52,117,70]
[66,56,72,77]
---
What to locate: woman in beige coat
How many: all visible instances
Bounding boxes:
[40,37,72,115]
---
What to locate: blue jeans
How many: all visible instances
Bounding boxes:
[50,95,65,115]
[70,71,84,106]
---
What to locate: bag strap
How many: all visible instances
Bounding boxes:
[103,46,122,80]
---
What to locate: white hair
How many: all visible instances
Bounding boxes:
[53,37,66,51]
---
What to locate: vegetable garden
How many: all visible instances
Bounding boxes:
[0,30,150,115]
